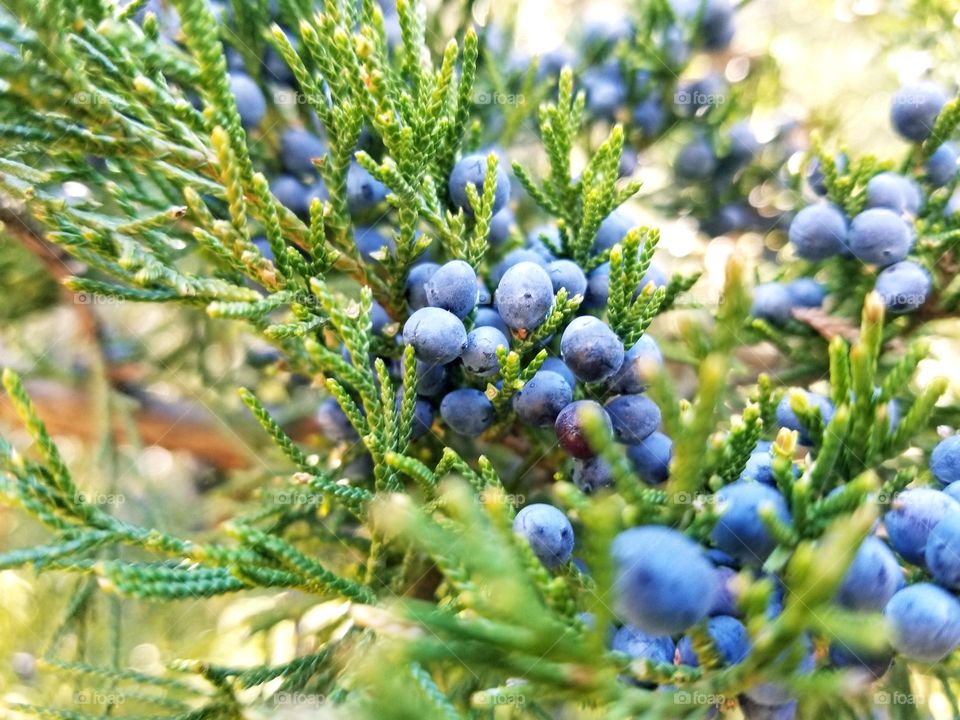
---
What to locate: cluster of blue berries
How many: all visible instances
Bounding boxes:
[779,83,957,318]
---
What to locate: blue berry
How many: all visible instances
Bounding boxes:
[546,260,588,298]
[605,395,661,444]
[698,0,735,50]
[785,278,826,308]
[541,357,576,388]
[660,24,690,68]
[346,161,389,214]
[787,203,847,261]
[594,209,635,254]
[583,262,612,309]
[228,73,266,128]
[945,481,960,504]
[865,172,917,214]
[494,261,555,333]
[827,642,892,680]
[726,121,761,163]
[611,625,676,666]
[425,260,478,318]
[582,14,633,47]
[711,482,791,565]
[835,537,902,611]
[612,525,717,634]
[488,207,515,246]
[884,487,960,565]
[439,388,493,436]
[355,226,395,263]
[583,64,626,119]
[448,153,510,216]
[677,615,750,667]
[739,450,775,485]
[403,307,467,364]
[271,175,311,218]
[875,260,931,313]
[931,436,960,485]
[750,282,793,325]
[885,583,960,661]
[926,142,958,187]
[405,262,440,311]
[473,306,511,339]
[513,370,573,427]
[280,128,326,176]
[775,391,835,445]
[742,636,814,706]
[709,565,740,616]
[925,512,960,589]
[607,335,664,394]
[490,248,549,286]
[513,503,574,569]
[626,431,673,485]
[739,697,797,720]
[572,456,615,494]
[675,135,717,180]
[316,398,357,442]
[555,400,612,459]
[560,316,625,383]
[462,326,508,377]
[633,96,667,137]
[890,83,947,142]
[847,208,913,266]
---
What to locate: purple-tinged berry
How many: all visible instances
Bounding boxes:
[611,625,676,666]
[751,283,794,325]
[555,400,612,459]
[228,73,266,128]
[785,278,826,308]
[316,398,358,442]
[405,262,440,311]
[280,128,326,176]
[346,161,389,214]
[775,391,834,445]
